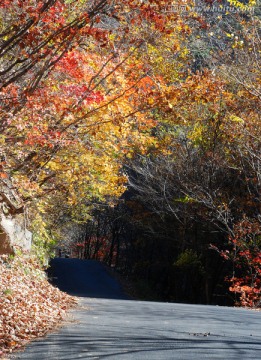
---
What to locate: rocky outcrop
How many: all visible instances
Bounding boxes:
[0,214,32,254]
[0,180,32,255]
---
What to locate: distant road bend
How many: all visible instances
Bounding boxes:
[17,258,261,360]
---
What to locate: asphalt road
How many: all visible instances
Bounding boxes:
[15,258,261,359]
[47,258,129,299]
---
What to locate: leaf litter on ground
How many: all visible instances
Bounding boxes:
[0,252,77,358]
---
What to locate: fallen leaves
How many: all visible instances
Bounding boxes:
[0,253,77,356]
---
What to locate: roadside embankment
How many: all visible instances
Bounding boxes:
[0,253,77,357]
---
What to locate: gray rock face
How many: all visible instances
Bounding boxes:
[0,213,32,254]
[0,181,32,254]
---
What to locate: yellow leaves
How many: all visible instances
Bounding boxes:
[226,33,233,38]
[145,37,186,82]
[0,134,5,146]
[230,115,244,124]
[228,0,256,9]
[108,33,116,42]
[147,97,155,105]
[189,122,204,144]
[12,174,42,199]
[42,138,127,210]
[46,160,58,172]
[32,212,49,239]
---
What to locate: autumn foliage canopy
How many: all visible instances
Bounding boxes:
[0,0,260,308]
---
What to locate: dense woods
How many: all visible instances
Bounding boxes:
[0,0,260,310]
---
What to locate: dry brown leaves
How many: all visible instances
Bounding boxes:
[0,253,77,357]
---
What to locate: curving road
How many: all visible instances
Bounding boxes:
[47,258,129,299]
[16,258,261,359]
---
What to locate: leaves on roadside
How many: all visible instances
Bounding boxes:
[0,253,77,356]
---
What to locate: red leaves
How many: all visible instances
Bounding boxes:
[0,0,12,8]
[141,7,166,30]
[211,217,261,308]
[55,52,85,78]
[76,243,84,247]
[84,91,104,105]
[60,84,88,96]
[41,0,65,23]
[219,219,261,308]
[59,85,104,103]
[24,129,66,148]
[229,280,261,308]
[86,27,109,43]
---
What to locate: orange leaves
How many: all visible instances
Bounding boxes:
[140,6,167,31]
[0,172,8,179]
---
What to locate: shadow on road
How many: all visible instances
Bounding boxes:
[16,326,261,360]
[48,258,130,300]
[15,279,261,360]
